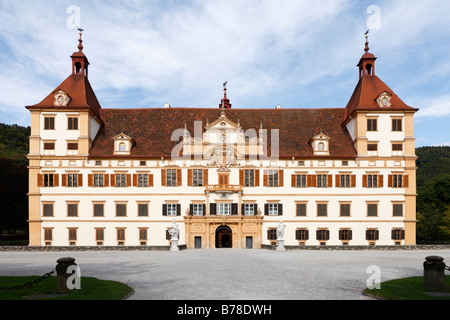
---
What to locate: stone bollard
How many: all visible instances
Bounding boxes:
[423,256,446,291]
[56,257,77,293]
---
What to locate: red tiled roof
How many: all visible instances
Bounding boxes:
[26,73,103,121]
[89,108,357,159]
[343,74,418,122]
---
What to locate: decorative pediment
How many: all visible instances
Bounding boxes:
[53,90,71,107]
[376,91,392,108]
[113,132,135,156]
[204,112,241,131]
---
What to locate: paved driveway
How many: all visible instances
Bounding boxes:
[0,249,449,300]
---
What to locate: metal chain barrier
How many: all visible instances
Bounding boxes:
[0,268,56,290]
[445,265,450,273]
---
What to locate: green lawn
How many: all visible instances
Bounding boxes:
[364,276,450,300]
[0,276,134,300]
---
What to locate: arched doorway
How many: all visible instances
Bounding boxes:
[215,226,232,248]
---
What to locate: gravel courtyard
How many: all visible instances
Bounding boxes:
[0,249,449,300]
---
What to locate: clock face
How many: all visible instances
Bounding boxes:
[382,98,389,106]
[57,95,65,105]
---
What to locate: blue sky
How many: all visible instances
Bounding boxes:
[0,0,449,147]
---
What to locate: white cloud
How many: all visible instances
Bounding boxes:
[415,95,450,118]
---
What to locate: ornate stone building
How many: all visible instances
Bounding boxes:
[26,33,418,248]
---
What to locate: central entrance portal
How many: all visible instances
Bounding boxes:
[215,226,232,248]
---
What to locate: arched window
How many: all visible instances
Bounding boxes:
[318,142,325,152]
[119,143,126,152]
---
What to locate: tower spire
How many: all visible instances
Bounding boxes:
[71,28,90,78]
[219,81,232,109]
[357,30,376,79]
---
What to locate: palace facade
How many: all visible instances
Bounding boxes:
[26,33,418,248]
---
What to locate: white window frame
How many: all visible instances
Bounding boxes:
[244,203,255,216]
[268,203,279,216]
[217,203,231,216]
[167,204,178,216]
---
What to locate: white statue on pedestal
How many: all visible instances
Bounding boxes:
[277,220,286,241]
[169,219,179,241]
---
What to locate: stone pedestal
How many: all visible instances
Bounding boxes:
[276,239,285,251]
[56,257,77,293]
[170,239,179,252]
[423,256,446,291]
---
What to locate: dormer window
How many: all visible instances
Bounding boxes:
[310,132,330,156]
[113,133,134,156]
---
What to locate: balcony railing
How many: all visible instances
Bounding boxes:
[205,185,243,193]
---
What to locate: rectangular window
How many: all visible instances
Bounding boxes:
[317,203,328,217]
[44,228,53,241]
[392,229,405,240]
[43,204,54,217]
[94,174,104,187]
[367,204,378,217]
[116,174,126,187]
[117,229,125,241]
[340,174,351,188]
[44,174,54,187]
[68,228,77,241]
[193,169,203,187]
[267,229,277,241]
[367,144,378,151]
[138,204,149,217]
[93,204,104,217]
[138,174,148,187]
[316,175,327,188]
[95,229,104,241]
[68,117,79,130]
[116,204,127,217]
[167,169,177,187]
[316,229,330,241]
[296,174,307,188]
[340,204,350,217]
[67,143,78,151]
[167,203,178,216]
[217,203,231,216]
[243,203,255,216]
[366,229,379,241]
[339,229,352,241]
[393,204,404,217]
[296,203,307,216]
[44,143,55,150]
[268,203,279,216]
[392,144,403,151]
[367,119,377,131]
[268,170,279,187]
[296,229,309,241]
[392,119,402,132]
[244,169,255,187]
[44,117,55,130]
[368,175,378,188]
[67,174,78,187]
[192,204,204,216]
[139,228,148,241]
[67,204,78,217]
[393,174,403,188]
